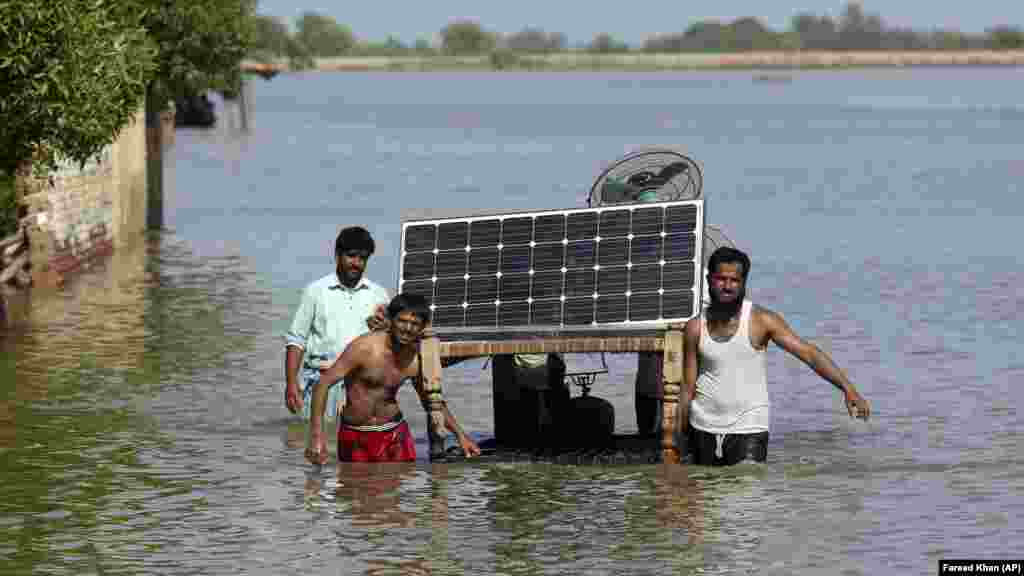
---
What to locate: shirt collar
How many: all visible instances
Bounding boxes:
[329,274,369,291]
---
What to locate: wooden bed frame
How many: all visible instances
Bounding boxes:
[418,325,687,463]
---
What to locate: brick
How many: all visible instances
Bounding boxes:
[11,105,147,292]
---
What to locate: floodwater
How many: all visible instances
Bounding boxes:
[2,68,1022,575]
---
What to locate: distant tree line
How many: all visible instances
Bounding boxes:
[643,4,1023,52]
[251,3,1024,65]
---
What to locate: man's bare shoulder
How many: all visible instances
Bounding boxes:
[751,304,786,330]
[349,331,387,352]
[683,316,701,340]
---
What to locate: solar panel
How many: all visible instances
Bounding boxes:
[398,199,704,336]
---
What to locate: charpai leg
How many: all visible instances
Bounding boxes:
[660,328,684,463]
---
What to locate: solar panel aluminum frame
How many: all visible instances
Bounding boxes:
[398,199,705,339]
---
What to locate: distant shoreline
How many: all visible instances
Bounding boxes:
[242,50,1024,74]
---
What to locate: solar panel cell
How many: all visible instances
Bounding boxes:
[434,278,465,307]
[598,238,629,267]
[629,293,661,321]
[501,217,532,245]
[566,212,598,241]
[531,300,562,324]
[630,264,661,293]
[404,225,436,252]
[499,302,531,326]
[500,246,531,274]
[599,209,631,238]
[435,251,467,278]
[437,221,468,250]
[597,296,628,323]
[466,304,497,327]
[534,214,565,243]
[469,219,501,247]
[532,243,564,271]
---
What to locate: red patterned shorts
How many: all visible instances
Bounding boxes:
[337,415,416,462]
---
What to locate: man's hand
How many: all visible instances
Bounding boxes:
[457,434,481,458]
[367,304,389,331]
[285,383,304,414]
[305,431,329,465]
[844,388,870,421]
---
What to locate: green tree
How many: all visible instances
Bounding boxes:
[120,0,257,103]
[929,30,972,50]
[250,13,313,67]
[837,2,884,49]
[682,21,728,51]
[251,14,293,57]
[505,27,567,53]
[726,17,781,50]
[987,26,1024,49]
[588,32,630,53]
[0,0,254,233]
[295,12,355,57]
[0,0,156,175]
[0,173,18,237]
[440,20,497,54]
[413,37,435,54]
[790,13,838,49]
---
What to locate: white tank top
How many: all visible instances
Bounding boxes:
[689,300,770,434]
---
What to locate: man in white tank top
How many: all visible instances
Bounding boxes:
[681,247,871,465]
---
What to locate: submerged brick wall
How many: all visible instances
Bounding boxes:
[19,109,151,287]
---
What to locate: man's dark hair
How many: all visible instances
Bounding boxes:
[387,293,431,324]
[335,226,375,257]
[707,247,751,281]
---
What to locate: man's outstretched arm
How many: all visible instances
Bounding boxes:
[414,380,481,457]
[440,402,481,457]
[306,339,363,463]
[762,308,870,420]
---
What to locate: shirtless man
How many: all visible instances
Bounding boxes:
[680,247,870,466]
[305,293,481,464]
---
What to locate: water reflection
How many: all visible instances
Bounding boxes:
[306,463,419,529]
[0,233,269,575]
[290,460,765,575]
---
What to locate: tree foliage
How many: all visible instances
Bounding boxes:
[504,27,567,53]
[251,14,293,56]
[587,33,630,53]
[440,20,497,54]
[123,0,257,103]
[987,26,1024,49]
[641,2,1021,52]
[250,14,313,66]
[0,0,156,174]
[0,0,254,177]
[295,12,355,57]
[0,172,18,236]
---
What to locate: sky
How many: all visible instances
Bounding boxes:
[255,1,1024,45]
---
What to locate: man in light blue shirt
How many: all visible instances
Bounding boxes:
[284,227,391,421]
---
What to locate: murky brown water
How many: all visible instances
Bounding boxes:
[2,69,1022,575]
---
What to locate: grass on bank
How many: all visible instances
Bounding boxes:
[244,49,1024,73]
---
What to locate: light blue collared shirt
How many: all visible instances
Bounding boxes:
[285,273,391,365]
